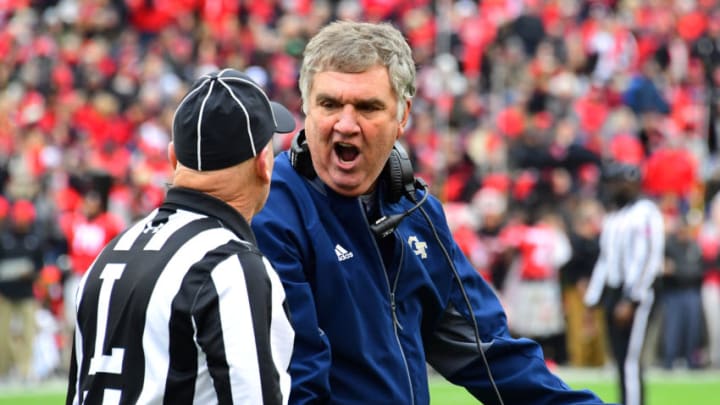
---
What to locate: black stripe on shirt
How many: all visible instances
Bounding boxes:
[237,246,283,405]
[165,241,237,404]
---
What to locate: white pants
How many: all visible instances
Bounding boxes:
[63,273,81,329]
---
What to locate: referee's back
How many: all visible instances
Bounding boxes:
[66,68,297,405]
[67,191,294,405]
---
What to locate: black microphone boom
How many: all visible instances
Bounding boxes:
[370,179,429,238]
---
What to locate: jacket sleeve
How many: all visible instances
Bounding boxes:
[424,214,607,405]
[253,181,332,405]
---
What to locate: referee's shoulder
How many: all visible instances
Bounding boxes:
[217,238,278,292]
[220,236,273,272]
[228,238,265,258]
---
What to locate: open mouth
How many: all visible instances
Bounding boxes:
[334,142,360,163]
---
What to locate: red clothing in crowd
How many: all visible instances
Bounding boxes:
[500,223,561,280]
[459,14,497,79]
[125,0,195,33]
[642,146,698,199]
[610,134,644,165]
[676,10,708,42]
[59,211,124,276]
[453,225,492,281]
[496,106,525,139]
[574,87,610,136]
[89,145,132,181]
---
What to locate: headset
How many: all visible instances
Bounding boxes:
[289,130,504,404]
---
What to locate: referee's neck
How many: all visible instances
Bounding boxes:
[172,165,260,224]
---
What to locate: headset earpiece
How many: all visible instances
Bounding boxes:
[290,131,316,179]
[383,142,416,203]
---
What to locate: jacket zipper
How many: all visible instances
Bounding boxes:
[362,201,415,405]
[391,245,406,332]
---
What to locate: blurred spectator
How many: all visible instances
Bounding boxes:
[31,305,61,381]
[58,171,123,352]
[583,5,637,85]
[441,134,482,202]
[660,214,705,370]
[502,0,546,58]
[690,8,720,85]
[707,66,720,158]
[0,199,44,382]
[470,185,511,289]
[561,197,607,367]
[443,201,486,281]
[501,206,571,365]
[642,137,699,205]
[622,60,670,117]
[698,191,720,369]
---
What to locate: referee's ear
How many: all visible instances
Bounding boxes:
[168,141,178,170]
[256,142,274,184]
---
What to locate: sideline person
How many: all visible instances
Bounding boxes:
[0,200,44,382]
[253,20,607,405]
[585,162,664,405]
[66,68,296,404]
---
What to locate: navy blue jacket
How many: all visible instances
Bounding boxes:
[253,151,606,405]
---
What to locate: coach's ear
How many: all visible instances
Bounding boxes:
[168,142,178,170]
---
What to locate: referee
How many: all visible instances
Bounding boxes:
[585,162,664,405]
[66,68,296,405]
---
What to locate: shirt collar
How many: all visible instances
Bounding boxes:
[162,186,257,245]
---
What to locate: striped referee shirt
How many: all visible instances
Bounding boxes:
[66,187,294,405]
[585,197,665,306]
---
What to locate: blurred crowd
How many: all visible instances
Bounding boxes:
[1,0,720,383]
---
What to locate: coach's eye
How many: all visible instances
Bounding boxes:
[319,99,340,109]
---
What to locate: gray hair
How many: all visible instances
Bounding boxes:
[299,21,416,121]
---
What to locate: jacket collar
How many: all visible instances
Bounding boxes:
[162,186,257,245]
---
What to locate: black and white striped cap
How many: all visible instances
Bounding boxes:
[172,68,295,171]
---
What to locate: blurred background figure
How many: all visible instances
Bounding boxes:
[469,184,510,288]
[698,192,720,369]
[561,197,608,368]
[501,206,572,366]
[661,214,705,370]
[0,199,45,382]
[57,171,124,365]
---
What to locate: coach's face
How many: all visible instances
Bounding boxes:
[304,65,410,197]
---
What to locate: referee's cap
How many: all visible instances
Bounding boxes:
[172,68,296,171]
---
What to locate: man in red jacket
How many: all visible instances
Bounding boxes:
[59,172,124,354]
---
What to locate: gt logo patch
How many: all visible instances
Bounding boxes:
[408,236,428,259]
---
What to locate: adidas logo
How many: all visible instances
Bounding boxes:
[335,244,354,261]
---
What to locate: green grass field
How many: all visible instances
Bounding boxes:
[427,368,720,404]
[429,379,720,404]
[2,369,718,404]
